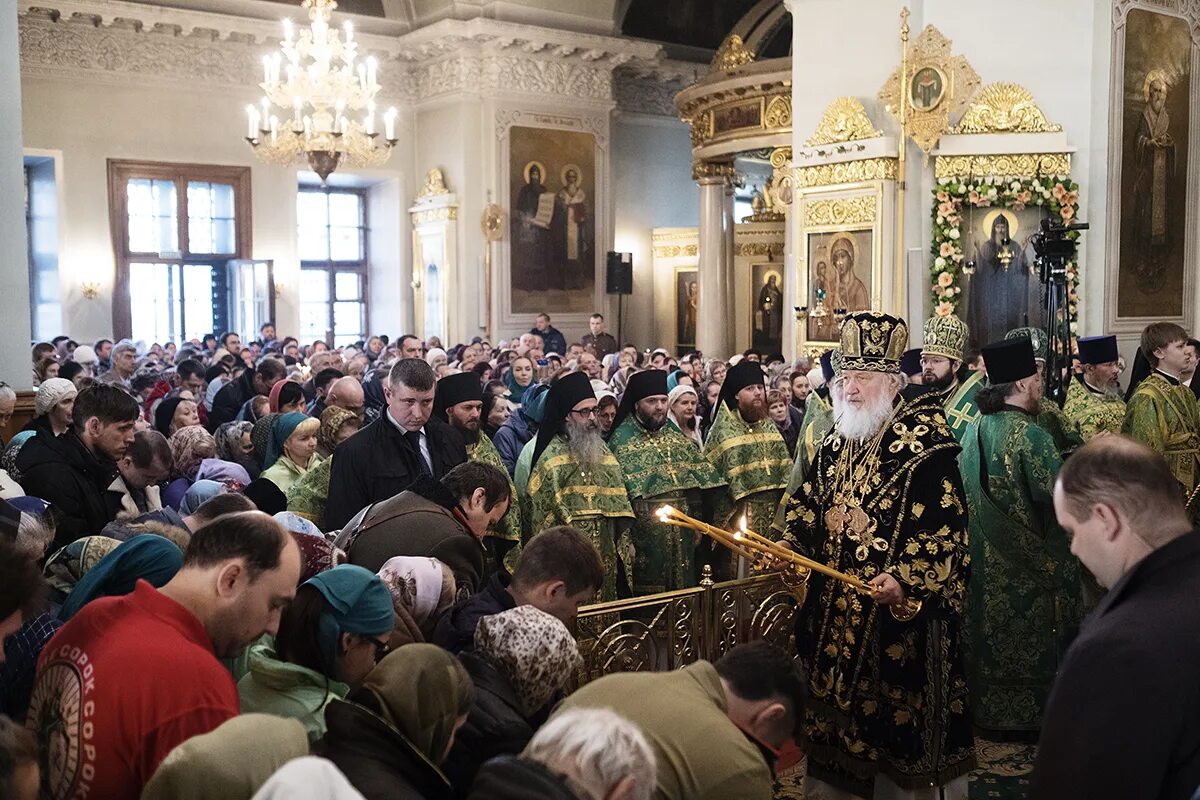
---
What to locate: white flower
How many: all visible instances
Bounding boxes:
[949,228,960,240]
[987,188,998,198]
[935,256,946,268]
[954,286,961,294]
[939,177,950,185]
[1010,181,1020,190]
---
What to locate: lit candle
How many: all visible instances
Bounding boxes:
[260,97,270,127]
[343,21,353,44]
[384,106,396,140]
[246,105,258,139]
[261,55,271,85]
[340,116,349,136]
[282,17,293,45]
[303,115,312,138]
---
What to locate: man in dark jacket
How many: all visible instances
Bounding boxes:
[17,384,140,549]
[433,525,603,653]
[337,462,511,595]
[1032,436,1200,800]
[325,359,469,530]
[531,313,567,357]
[207,357,286,430]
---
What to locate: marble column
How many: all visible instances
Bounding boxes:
[0,4,32,389]
[695,160,736,359]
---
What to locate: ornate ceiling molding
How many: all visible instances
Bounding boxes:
[804,97,883,146]
[950,83,1062,135]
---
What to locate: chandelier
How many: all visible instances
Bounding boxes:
[244,0,398,184]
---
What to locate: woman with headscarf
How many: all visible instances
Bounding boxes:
[239,564,395,743]
[261,413,319,495]
[249,756,366,800]
[318,407,360,461]
[195,458,252,492]
[503,356,535,405]
[141,714,309,800]
[42,535,123,606]
[215,421,257,473]
[376,557,456,649]
[26,378,77,439]
[270,380,308,415]
[316,644,474,800]
[443,606,581,796]
[163,425,218,510]
[154,396,200,437]
[480,392,510,439]
[667,384,703,448]
[251,413,280,469]
[178,479,226,517]
[58,534,184,620]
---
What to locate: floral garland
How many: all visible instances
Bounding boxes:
[930,175,1082,333]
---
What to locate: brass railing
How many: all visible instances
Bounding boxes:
[572,566,799,686]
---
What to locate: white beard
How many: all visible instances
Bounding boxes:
[835,389,895,443]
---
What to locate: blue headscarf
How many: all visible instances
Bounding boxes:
[305,564,395,670]
[666,370,689,393]
[521,382,550,425]
[180,480,225,516]
[59,535,184,620]
[264,412,309,470]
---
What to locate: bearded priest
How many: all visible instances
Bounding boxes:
[779,311,975,800]
[526,371,633,600]
[920,313,983,444]
[1063,334,1126,441]
[703,359,792,577]
[607,369,728,595]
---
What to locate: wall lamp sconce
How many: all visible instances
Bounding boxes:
[81,281,101,300]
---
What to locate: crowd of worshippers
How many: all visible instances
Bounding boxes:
[0,307,1199,800]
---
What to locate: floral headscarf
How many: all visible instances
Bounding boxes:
[169,425,217,481]
[475,605,581,717]
[319,406,359,459]
[214,421,254,464]
[288,529,346,583]
[377,556,456,644]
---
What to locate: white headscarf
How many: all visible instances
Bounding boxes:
[667,384,702,447]
[251,757,365,800]
[377,556,453,628]
[34,378,77,417]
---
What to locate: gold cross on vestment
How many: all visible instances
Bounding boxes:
[945,403,978,431]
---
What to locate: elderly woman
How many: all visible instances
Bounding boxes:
[153,396,200,437]
[481,392,510,439]
[238,564,395,743]
[269,380,308,415]
[316,644,475,800]
[163,426,217,510]
[444,606,581,795]
[667,384,703,448]
[376,556,456,649]
[27,378,76,438]
[317,407,360,461]
[58,534,183,621]
[261,413,319,495]
[213,421,257,478]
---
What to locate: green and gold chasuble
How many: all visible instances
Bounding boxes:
[704,403,791,545]
[942,370,984,444]
[468,433,523,572]
[772,393,834,535]
[608,416,728,595]
[526,434,634,601]
[959,408,1082,734]
[1122,372,1200,495]
[1037,397,1084,456]
[780,391,974,796]
[1063,376,1126,442]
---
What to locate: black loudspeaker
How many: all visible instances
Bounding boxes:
[606,251,633,295]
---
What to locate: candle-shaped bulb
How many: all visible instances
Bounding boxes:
[246,105,258,139]
[261,55,271,85]
[292,96,302,122]
[260,96,270,126]
[343,21,353,43]
[384,106,397,140]
[282,17,293,45]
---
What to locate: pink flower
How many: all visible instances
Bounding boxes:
[1061,205,1075,222]
[935,301,955,317]
[1063,190,1079,206]
[937,271,954,288]
[968,190,980,204]
[939,242,954,257]
[1052,183,1066,201]
[936,191,949,202]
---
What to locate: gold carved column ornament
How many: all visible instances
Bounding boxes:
[877,10,981,311]
[481,195,505,337]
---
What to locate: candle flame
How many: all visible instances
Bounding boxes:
[733,532,744,541]
[738,514,748,532]
[656,505,675,521]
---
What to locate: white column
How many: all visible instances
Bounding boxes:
[0,5,31,389]
[696,161,736,359]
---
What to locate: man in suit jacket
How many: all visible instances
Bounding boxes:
[325,358,467,530]
[1032,435,1200,800]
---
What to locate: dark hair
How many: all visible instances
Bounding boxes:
[0,713,38,797]
[1058,435,1187,539]
[276,381,305,409]
[190,492,256,524]
[260,321,275,332]
[275,582,336,675]
[512,525,604,595]
[389,358,436,392]
[131,371,161,395]
[204,365,229,383]
[126,429,172,470]
[1141,322,1189,366]
[59,361,85,382]
[715,641,807,732]
[590,313,604,321]
[201,334,216,346]
[176,358,204,381]
[314,368,344,392]
[0,537,46,620]
[441,461,511,512]
[220,331,241,347]
[974,382,1018,415]
[182,510,286,580]
[71,384,140,433]
[256,357,287,384]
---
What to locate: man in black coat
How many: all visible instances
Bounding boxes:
[325,358,468,530]
[206,357,286,430]
[1032,436,1200,800]
[17,384,140,549]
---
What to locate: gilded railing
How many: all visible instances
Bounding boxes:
[572,567,799,686]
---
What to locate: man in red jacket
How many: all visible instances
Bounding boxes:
[27,511,300,800]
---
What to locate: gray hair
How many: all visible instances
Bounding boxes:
[525,708,656,800]
[16,512,54,559]
[0,382,15,403]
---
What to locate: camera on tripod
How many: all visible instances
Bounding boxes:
[1032,217,1089,286]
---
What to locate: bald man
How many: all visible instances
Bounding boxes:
[326,376,365,421]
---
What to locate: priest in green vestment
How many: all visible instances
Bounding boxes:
[920,313,983,443]
[960,336,1082,736]
[526,371,633,600]
[607,370,728,595]
[434,372,523,572]
[780,311,975,799]
[703,360,792,571]
[1064,334,1126,441]
[1122,322,1200,497]
[1006,327,1084,455]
